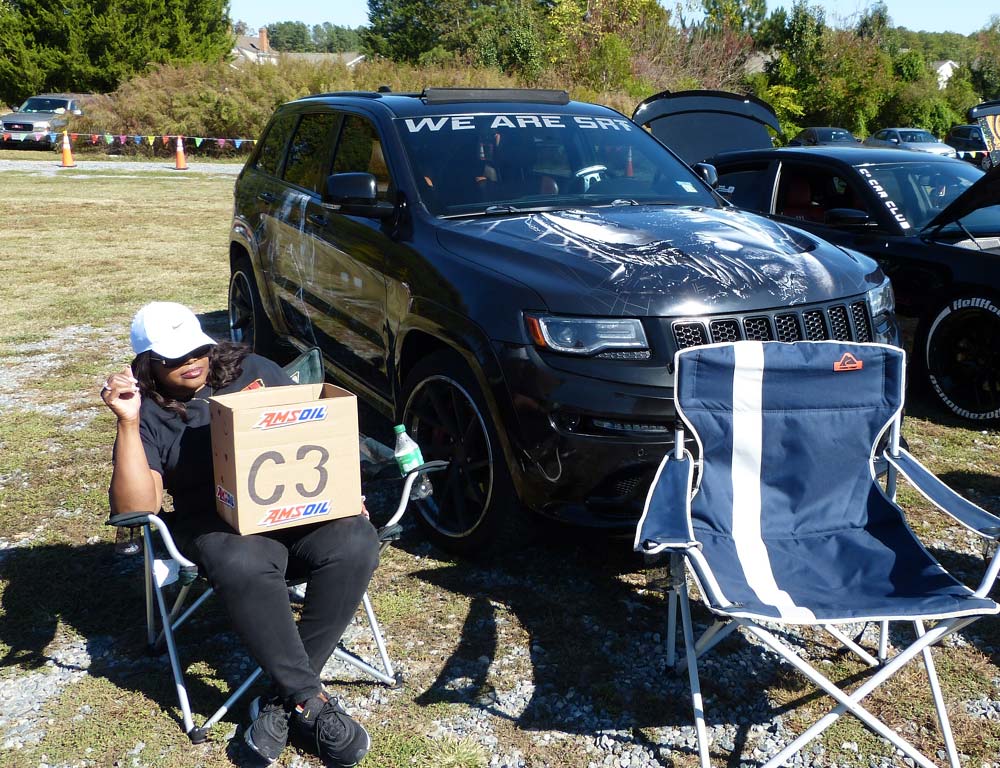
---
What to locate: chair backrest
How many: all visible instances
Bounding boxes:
[676,341,904,540]
[282,347,324,385]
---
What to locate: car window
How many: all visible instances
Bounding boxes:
[716,164,771,208]
[901,130,935,143]
[283,112,340,194]
[333,115,393,201]
[823,129,854,143]
[18,97,70,112]
[255,112,297,177]
[971,128,982,142]
[395,112,716,216]
[775,165,871,224]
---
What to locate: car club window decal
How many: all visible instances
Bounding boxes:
[856,167,911,230]
[401,115,634,133]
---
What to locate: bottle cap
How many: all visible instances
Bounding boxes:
[394,424,406,434]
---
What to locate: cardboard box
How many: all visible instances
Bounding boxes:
[209,383,361,534]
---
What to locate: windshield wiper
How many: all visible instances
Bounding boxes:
[485,204,520,214]
[611,198,640,206]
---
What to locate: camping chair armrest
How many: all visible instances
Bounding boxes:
[107,512,198,578]
[633,452,698,555]
[887,449,1000,539]
[383,460,450,529]
[108,511,155,528]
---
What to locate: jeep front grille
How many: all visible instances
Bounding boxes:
[672,300,872,350]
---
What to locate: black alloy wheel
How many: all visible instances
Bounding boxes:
[228,257,275,355]
[402,351,516,555]
[924,297,1000,422]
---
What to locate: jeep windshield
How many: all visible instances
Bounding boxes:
[395,112,718,216]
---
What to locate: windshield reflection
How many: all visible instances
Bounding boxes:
[859,161,987,230]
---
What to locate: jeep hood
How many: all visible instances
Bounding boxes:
[436,206,877,316]
[632,89,781,165]
[923,163,1000,233]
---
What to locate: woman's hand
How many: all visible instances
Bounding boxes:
[101,366,141,422]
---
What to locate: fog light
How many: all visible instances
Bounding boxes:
[553,412,581,432]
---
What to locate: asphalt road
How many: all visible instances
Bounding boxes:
[0,158,244,174]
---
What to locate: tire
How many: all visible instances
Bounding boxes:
[401,350,518,556]
[923,297,1000,422]
[228,256,277,356]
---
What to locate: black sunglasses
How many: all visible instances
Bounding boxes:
[151,345,213,368]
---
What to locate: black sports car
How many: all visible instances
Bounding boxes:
[634,91,1000,422]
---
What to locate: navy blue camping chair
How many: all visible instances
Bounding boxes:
[635,340,1000,768]
[108,348,447,742]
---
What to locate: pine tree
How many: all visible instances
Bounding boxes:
[0,0,233,105]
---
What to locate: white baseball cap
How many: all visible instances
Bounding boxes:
[130,302,217,359]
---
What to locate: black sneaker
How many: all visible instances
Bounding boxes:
[291,694,370,767]
[245,694,290,763]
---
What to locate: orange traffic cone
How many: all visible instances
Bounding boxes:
[59,131,76,168]
[174,135,188,170]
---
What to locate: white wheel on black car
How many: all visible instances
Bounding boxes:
[924,297,1000,421]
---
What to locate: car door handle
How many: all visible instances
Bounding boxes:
[257,191,276,203]
[307,213,328,227]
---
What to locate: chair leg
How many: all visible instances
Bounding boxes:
[694,619,734,659]
[745,618,976,768]
[331,591,403,687]
[666,553,681,667]
[678,583,711,768]
[148,552,197,737]
[915,621,960,768]
[823,624,879,667]
[142,525,156,646]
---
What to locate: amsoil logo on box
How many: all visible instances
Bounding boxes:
[258,500,331,527]
[216,485,236,508]
[252,405,328,430]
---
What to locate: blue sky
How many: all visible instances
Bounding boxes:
[228,0,993,37]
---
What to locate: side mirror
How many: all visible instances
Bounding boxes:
[692,162,719,188]
[72,109,83,116]
[825,208,870,227]
[324,172,395,219]
[889,137,899,144]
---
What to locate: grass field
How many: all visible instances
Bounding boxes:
[0,162,999,768]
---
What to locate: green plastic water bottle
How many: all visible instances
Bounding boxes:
[394,424,432,499]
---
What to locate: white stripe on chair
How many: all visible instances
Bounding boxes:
[731,342,816,622]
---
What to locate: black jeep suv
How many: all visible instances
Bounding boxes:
[228,87,897,554]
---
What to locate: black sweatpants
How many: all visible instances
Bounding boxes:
[172,513,380,704]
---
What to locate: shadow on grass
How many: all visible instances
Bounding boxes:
[402,527,782,765]
[0,540,273,765]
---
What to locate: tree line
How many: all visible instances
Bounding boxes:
[358,0,1000,138]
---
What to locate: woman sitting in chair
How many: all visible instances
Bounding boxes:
[101,301,378,767]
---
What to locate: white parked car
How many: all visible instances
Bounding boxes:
[863,127,958,158]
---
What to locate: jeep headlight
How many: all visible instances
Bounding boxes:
[525,314,648,355]
[866,278,894,318]
[866,277,898,344]
[33,120,50,130]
